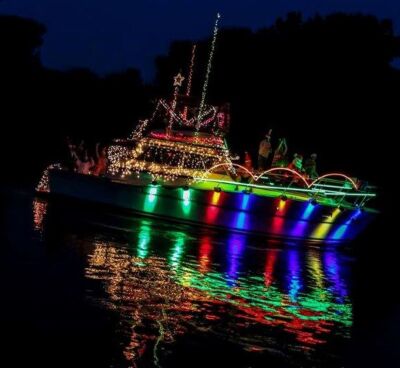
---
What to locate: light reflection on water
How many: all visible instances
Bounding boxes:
[32,197,353,368]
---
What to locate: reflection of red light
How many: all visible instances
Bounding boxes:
[236,304,332,347]
[270,199,290,235]
[199,236,212,273]
[205,206,220,224]
[264,249,278,287]
[205,192,222,224]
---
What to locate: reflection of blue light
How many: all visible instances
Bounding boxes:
[331,225,348,240]
[226,234,246,287]
[291,220,308,238]
[331,209,362,240]
[301,202,316,220]
[287,250,302,302]
[346,209,362,225]
[291,202,316,238]
[235,212,247,229]
[323,251,347,301]
[240,193,251,210]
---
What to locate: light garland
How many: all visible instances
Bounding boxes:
[197,13,221,129]
[130,119,149,140]
[129,101,162,140]
[36,163,62,192]
[168,73,185,133]
[149,131,224,147]
[33,198,48,232]
[182,44,197,121]
[108,133,231,182]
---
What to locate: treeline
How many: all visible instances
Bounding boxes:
[1,12,398,186]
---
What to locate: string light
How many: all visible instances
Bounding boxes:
[107,129,232,183]
[197,13,221,129]
[130,119,149,140]
[36,163,62,192]
[168,73,185,133]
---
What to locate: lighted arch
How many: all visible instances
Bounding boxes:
[200,163,359,191]
[311,173,358,190]
[202,163,256,181]
[256,167,310,187]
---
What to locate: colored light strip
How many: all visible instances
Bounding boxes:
[194,177,376,198]
[143,186,158,212]
[181,188,192,216]
[202,163,365,191]
[211,191,221,205]
[290,202,317,238]
[311,208,341,240]
[330,209,362,240]
[311,173,359,190]
[312,183,353,190]
[235,211,247,229]
[301,202,316,220]
[240,193,251,210]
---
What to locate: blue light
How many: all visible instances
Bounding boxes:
[240,193,251,210]
[235,212,247,229]
[301,202,316,220]
[331,209,362,240]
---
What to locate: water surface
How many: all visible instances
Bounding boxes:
[1,192,359,367]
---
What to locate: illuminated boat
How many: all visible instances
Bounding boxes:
[38,25,377,242]
[40,92,378,243]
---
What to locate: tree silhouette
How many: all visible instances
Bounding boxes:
[0,12,398,189]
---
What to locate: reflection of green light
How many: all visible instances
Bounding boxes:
[144,186,158,213]
[171,265,352,327]
[169,232,186,269]
[181,189,192,216]
[137,222,151,259]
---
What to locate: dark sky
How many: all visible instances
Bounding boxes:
[1,0,400,80]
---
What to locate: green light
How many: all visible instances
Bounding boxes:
[143,186,158,213]
[181,188,192,216]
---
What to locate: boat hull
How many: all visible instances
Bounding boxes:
[48,170,375,243]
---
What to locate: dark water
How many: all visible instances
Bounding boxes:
[1,190,399,367]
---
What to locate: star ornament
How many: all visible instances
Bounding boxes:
[173,73,185,87]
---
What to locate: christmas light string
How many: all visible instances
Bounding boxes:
[197,13,221,129]
[168,73,185,133]
[36,163,62,192]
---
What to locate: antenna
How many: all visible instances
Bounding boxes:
[196,12,221,130]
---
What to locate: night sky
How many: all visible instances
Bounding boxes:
[1,0,400,80]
